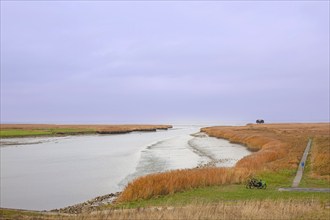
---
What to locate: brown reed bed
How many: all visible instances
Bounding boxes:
[3,199,328,220]
[0,124,172,131]
[118,167,252,202]
[203,123,329,173]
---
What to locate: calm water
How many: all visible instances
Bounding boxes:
[0,126,250,210]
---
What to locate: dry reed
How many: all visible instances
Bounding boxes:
[118,167,252,202]
[82,200,329,220]
[0,124,171,130]
[2,200,328,220]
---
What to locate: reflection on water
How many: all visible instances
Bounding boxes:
[0,126,250,210]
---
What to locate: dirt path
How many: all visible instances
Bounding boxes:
[278,188,330,192]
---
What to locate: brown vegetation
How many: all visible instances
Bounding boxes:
[2,200,328,219]
[84,200,329,220]
[118,167,251,202]
[203,123,329,174]
[0,124,172,131]
[310,136,330,178]
[0,124,172,136]
[118,123,330,202]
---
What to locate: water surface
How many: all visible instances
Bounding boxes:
[0,126,250,210]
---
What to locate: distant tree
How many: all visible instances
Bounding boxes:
[256,119,264,124]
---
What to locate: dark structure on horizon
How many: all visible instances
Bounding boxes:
[256,119,265,124]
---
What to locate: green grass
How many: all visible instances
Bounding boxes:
[299,153,330,188]
[0,209,43,219]
[48,128,95,135]
[0,128,95,138]
[113,183,330,209]
[112,169,329,210]
[300,177,330,188]
[0,208,68,219]
[257,169,296,187]
[0,129,53,137]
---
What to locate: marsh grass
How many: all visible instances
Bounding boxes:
[117,167,254,202]
[0,208,67,220]
[300,137,330,188]
[0,129,54,137]
[114,168,329,210]
[85,200,330,220]
[115,184,330,210]
[310,136,330,178]
[0,128,96,138]
[3,200,328,220]
[0,124,171,138]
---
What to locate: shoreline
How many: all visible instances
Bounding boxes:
[0,129,171,147]
[50,192,121,214]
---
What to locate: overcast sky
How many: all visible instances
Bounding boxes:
[1,1,329,124]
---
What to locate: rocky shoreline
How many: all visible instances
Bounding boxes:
[50,158,221,215]
[51,192,121,214]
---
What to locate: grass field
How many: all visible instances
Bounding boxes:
[2,199,329,220]
[0,128,95,138]
[115,184,330,210]
[0,129,54,137]
[0,124,172,138]
[114,168,329,209]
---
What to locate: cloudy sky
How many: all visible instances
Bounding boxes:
[1,1,329,124]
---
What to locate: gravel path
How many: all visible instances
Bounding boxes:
[292,139,312,187]
[278,188,330,192]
